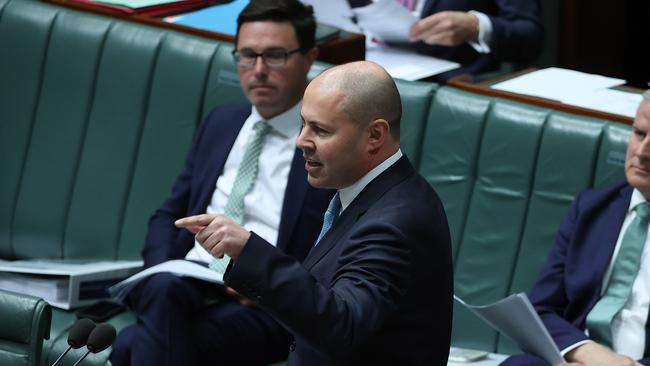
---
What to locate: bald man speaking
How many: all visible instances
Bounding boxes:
[176,61,453,365]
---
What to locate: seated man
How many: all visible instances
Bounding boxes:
[503,90,650,366]
[351,0,544,81]
[177,61,454,365]
[110,0,332,365]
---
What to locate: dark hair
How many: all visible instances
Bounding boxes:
[236,0,316,51]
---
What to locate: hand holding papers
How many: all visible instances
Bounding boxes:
[455,293,564,366]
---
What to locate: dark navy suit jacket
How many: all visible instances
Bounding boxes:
[416,0,544,80]
[226,156,454,365]
[142,103,333,268]
[503,181,650,365]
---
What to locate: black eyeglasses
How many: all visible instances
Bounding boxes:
[232,47,304,68]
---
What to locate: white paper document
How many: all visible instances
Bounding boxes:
[562,88,643,118]
[108,259,223,302]
[366,44,459,80]
[352,0,417,42]
[492,67,626,101]
[0,259,142,309]
[300,0,361,33]
[455,293,564,366]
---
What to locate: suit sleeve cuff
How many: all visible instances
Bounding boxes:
[468,10,492,54]
[561,339,592,356]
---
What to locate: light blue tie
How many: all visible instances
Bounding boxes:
[315,192,341,245]
[209,120,271,274]
[586,202,650,346]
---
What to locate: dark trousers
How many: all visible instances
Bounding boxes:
[110,273,290,365]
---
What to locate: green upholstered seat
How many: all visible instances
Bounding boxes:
[0,289,51,366]
[418,87,630,353]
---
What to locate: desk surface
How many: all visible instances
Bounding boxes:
[449,68,636,125]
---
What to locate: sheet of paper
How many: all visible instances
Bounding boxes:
[91,0,180,9]
[352,0,417,42]
[108,259,223,302]
[300,0,361,33]
[366,44,459,80]
[563,88,642,118]
[455,293,564,366]
[447,347,509,366]
[491,67,626,102]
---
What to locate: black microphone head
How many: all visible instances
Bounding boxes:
[68,318,96,349]
[86,323,116,353]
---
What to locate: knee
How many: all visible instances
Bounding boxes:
[132,273,202,313]
[111,325,136,366]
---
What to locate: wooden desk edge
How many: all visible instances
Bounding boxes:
[448,74,634,125]
[44,0,365,64]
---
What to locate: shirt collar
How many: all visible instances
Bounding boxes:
[250,101,302,139]
[338,149,403,212]
[629,189,648,212]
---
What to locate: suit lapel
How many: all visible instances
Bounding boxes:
[194,106,251,214]
[588,185,633,293]
[276,148,310,253]
[302,157,414,270]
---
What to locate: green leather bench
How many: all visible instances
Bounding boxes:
[416,87,629,354]
[0,0,632,364]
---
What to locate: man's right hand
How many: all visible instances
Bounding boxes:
[564,342,642,366]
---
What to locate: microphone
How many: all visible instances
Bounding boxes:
[71,323,116,366]
[51,318,96,366]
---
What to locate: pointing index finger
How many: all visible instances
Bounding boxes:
[174,214,215,228]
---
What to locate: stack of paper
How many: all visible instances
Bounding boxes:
[0,259,142,309]
[492,68,642,118]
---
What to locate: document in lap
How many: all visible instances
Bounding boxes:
[455,293,564,366]
[108,259,223,302]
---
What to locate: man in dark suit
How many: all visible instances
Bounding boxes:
[176,60,454,365]
[502,91,650,366]
[350,0,543,81]
[110,1,332,365]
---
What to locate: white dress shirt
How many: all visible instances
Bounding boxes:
[562,189,650,359]
[185,102,302,263]
[338,149,403,213]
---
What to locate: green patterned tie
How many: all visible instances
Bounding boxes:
[586,201,650,346]
[209,120,271,274]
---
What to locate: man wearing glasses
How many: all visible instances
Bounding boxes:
[110,0,332,365]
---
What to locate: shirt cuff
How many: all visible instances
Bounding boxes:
[468,10,492,54]
[561,339,593,357]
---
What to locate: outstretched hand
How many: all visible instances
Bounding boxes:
[175,214,251,261]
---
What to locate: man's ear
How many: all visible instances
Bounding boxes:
[367,118,390,153]
[305,47,319,68]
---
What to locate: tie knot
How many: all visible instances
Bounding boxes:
[253,120,271,137]
[328,193,342,216]
[635,202,650,220]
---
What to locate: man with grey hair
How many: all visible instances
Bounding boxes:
[176,61,454,365]
[503,91,650,366]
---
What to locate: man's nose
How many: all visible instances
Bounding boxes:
[253,56,268,74]
[296,128,311,151]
